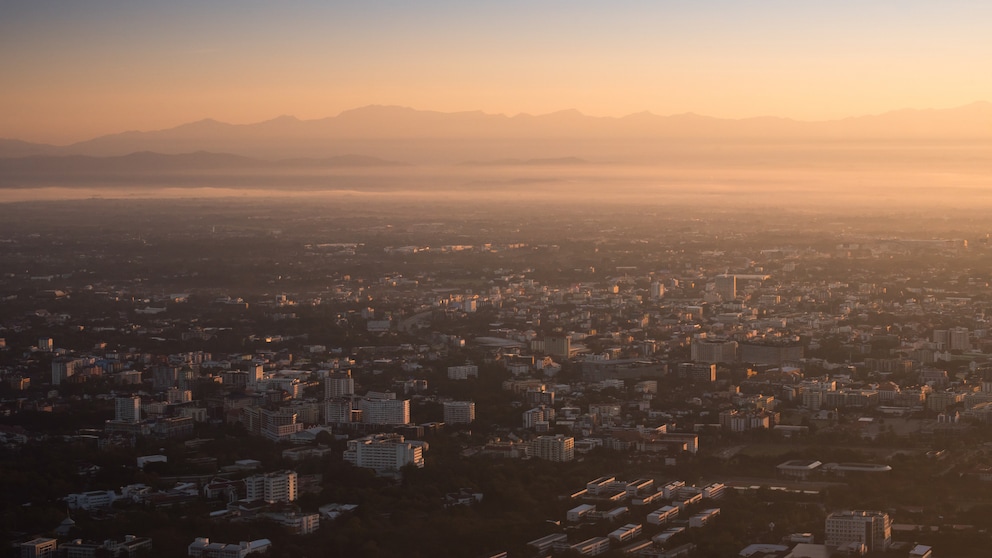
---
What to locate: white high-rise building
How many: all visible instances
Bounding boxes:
[245,470,298,503]
[532,434,574,462]
[324,371,354,399]
[825,510,891,552]
[115,396,141,423]
[443,401,475,424]
[357,398,410,425]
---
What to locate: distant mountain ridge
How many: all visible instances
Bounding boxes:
[3,102,991,163]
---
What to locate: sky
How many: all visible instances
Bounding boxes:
[2,0,991,144]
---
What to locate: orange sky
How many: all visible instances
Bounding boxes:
[2,1,991,144]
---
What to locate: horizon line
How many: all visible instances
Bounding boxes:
[6,100,991,148]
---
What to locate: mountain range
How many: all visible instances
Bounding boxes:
[3,103,991,165]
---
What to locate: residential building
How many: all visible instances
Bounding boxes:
[447,364,479,380]
[531,434,574,462]
[715,274,736,300]
[443,401,475,424]
[824,510,891,552]
[343,433,426,473]
[245,470,297,503]
[115,396,141,423]
[324,371,354,399]
[357,398,410,425]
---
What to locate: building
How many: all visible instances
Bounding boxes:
[324,371,354,399]
[824,510,891,552]
[52,358,79,385]
[325,398,354,424]
[447,364,479,380]
[567,503,596,522]
[443,401,475,424]
[245,470,297,503]
[677,363,716,383]
[167,388,193,405]
[570,537,610,556]
[522,405,555,429]
[647,506,679,525]
[689,508,720,528]
[740,342,804,366]
[545,335,571,358]
[152,365,180,390]
[528,533,568,554]
[103,535,153,557]
[262,512,320,535]
[715,274,736,300]
[531,434,574,462]
[690,337,738,364]
[357,398,410,425]
[343,433,426,473]
[187,538,271,558]
[21,538,57,558]
[259,408,303,441]
[608,523,642,544]
[115,396,141,424]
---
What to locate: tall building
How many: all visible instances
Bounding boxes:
[152,365,180,390]
[825,510,891,552]
[532,434,574,462]
[544,335,571,358]
[715,274,736,300]
[177,366,196,390]
[245,470,298,503]
[343,433,426,473]
[38,337,53,351]
[115,395,141,423]
[248,363,264,385]
[52,358,78,385]
[325,398,354,424]
[324,371,354,399]
[649,281,666,300]
[357,398,410,425]
[949,327,970,351]
[443,401,475,424]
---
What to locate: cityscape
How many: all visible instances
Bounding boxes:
[4,2,992,558]
[4,202,992,558]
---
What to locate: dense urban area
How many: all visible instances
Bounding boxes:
[5,197,992,558]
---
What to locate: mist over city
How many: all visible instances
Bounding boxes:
[3,2,992,558]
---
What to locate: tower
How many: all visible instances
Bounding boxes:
[715,274,736,300]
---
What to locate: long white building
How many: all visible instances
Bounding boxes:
[357,398,410,425]
[343,433,426,473]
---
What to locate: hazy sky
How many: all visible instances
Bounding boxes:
[2,0,991,144]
